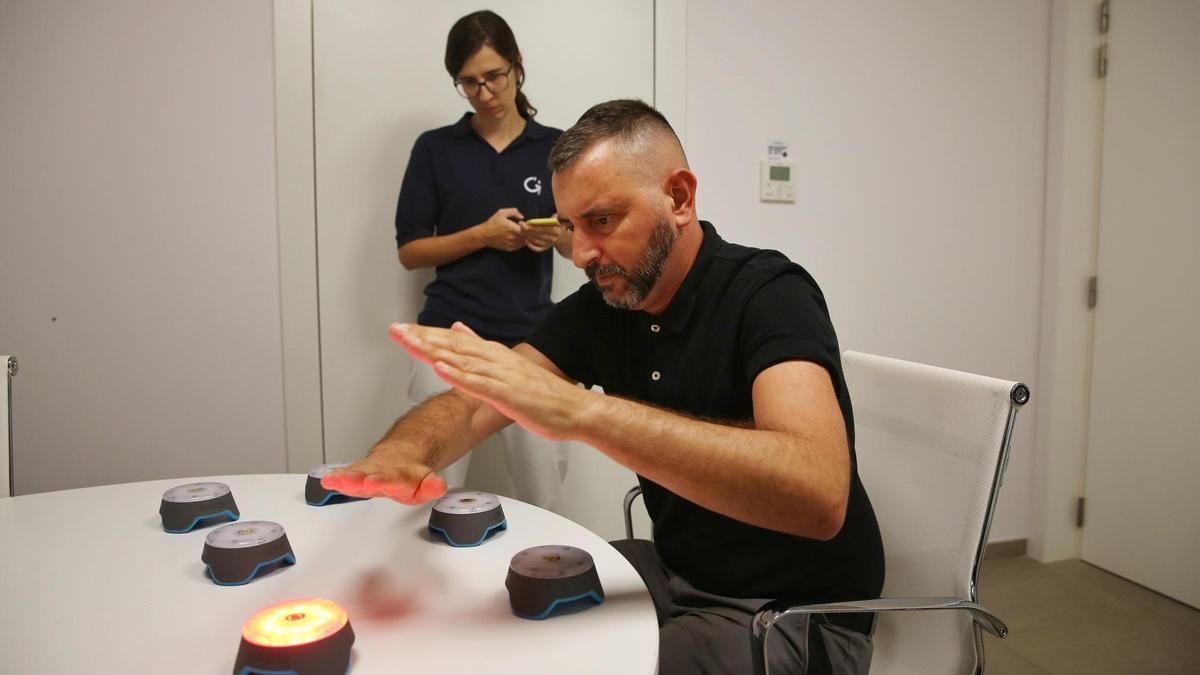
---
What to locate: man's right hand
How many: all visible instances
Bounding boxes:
[474,207,526,252]
[321,445,448,505]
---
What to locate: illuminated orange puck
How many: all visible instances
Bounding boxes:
[242,598,349,647]
[235,597,354,674]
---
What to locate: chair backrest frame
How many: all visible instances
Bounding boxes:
[970,382,1028,603]
[842,350,1027,674]
[2,355,17,498]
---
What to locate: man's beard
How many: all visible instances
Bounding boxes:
[585,216,677,309]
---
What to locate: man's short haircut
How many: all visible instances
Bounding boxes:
[548,99,684,173]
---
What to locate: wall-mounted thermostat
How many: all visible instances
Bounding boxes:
[760,161,795,203]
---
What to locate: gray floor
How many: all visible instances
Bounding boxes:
[978,556,1200,674]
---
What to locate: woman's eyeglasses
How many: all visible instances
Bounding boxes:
[454,63,514,98]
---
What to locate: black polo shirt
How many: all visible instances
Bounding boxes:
[527,221,885,607]
[395,113,562,346]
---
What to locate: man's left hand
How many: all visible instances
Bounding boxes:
[388,322,586,440]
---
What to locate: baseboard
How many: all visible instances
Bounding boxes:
[986,538,1028,559]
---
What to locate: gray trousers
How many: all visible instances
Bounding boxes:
[611,539,873,675]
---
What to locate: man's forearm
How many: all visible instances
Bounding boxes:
[372,389,509,471]
[573,393,849,539]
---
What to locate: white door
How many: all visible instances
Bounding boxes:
[1082,0,1200,608]
[311,1,656,536]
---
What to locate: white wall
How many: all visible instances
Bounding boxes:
[0,0,286,493]
[684,0,1051,542]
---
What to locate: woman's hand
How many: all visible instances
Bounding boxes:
[522,223,563,252]
[474,207,526,252]
[521,214,565,253]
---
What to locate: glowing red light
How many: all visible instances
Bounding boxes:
[242,598,349,647]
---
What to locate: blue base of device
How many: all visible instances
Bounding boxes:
[306,491,369,507]
[206,552,296,586]
[163,509,240,534]
[513,591,605,620]
[428,518,508,547]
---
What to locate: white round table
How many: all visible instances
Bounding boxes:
[0,474,659,673]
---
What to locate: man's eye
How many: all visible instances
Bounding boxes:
[595,216,609,226]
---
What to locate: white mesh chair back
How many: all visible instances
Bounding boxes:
[842,351,1022,674]
[2,356,15,498]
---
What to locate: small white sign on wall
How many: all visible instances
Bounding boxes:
[766,139,790,161]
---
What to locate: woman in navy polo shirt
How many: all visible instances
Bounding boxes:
[392,10,569,512]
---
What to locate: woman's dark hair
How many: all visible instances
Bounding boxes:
[445,10,536,119]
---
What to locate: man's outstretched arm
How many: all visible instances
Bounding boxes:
[321,339,568,504]
[392,322,850,539]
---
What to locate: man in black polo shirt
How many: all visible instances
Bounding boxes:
[325,99,884,675]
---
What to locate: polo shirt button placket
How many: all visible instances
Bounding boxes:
[650,323,663,381]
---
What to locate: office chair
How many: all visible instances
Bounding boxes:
[623,351,1028,674]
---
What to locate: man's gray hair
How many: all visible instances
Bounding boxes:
[548,99,684,173]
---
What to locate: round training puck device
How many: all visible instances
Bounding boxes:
[159,482,240,533]
[235,597,355,675]
[202,520,296,586]
[427,491,507,547]
[305,463,367,507]
[505,545,605,620]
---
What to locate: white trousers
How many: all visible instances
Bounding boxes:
[407,364,568,513]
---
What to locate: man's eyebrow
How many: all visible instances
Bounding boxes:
[578,202,621,220]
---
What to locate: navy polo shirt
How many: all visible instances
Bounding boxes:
[395,113,562,346]
[527,222,885,621]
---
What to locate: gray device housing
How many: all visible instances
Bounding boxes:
[505,547,605,619]
[427,501,506,547]
[159,492,239,533]
[202,534,295,585]
[233,620,354,675]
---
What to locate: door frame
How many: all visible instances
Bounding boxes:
[1028,0,1105,563]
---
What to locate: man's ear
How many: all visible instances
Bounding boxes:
[663,168,697,225]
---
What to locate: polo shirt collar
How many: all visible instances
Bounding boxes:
[521,116,551,140]
[450,112,550,142]
[645,221,722,333]
[451,112,474,137]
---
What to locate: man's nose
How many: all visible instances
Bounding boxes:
[571,230,599,270]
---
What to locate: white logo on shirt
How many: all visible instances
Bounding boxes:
[523,176,542,195]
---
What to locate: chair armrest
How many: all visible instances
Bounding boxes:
[750,597,1007,675]
[623,486,643,539]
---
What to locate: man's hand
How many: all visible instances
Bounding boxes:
[388,322,587,440]
[474,208,526,252]
[321,444,448,504]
